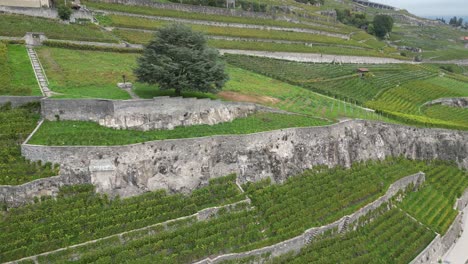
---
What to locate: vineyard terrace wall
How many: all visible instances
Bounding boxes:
[20,120,468,199]
[0,96,43,107]
[40,97,267,130]
[423,97,468,109]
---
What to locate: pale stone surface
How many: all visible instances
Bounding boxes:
[423,97,468,109]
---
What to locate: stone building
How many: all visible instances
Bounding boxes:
[0,0,50,8]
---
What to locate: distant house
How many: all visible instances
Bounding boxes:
[0,0,50,8]
[357,68,369,77]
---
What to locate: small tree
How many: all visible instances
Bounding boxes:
[373,15,394,39]
[134,24,228,96]
[57,4,72,20]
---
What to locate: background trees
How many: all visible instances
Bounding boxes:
[373,15,394,39]
[134,24,228,96]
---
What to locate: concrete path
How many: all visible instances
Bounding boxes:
[219,49,415,64]
[26,47,51,97]
[443,207,468,264]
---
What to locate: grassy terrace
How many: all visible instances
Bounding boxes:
[86,1,352,33]
[0,43,40,96]
[0,103,59,186]
[0,14,117,43]
[4,158,460,263]
[99,14,364,48]
[28,112,330,146]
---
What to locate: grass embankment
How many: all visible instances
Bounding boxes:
[0,43,41,96]
[0,14,117,43]
[4,158,462,263]
[0,103,59,186]
[28,112,330,146]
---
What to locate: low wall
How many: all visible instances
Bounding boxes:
[40,97,261,130]
[0,6,93,20]
[20,120,468,198]
[0,96,43,107]
[195,172,425,263]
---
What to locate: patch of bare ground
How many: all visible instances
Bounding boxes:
[218,91,281,105]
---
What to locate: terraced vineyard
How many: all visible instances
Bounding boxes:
[225,54,436,103]
[0,103,59,185]
[268,208,436,264]
[0,43,41,96]
[366,77,468,129]
[4,158,457,263]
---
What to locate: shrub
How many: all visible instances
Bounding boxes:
[57,5,72,20]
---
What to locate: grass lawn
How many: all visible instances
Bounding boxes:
[0,14,117,43]
[36,47,134,99]
[28,112,331,146]
[0,44,41,96]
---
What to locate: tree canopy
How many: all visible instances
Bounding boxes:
[134,24,228,96]
[373,15,394,39]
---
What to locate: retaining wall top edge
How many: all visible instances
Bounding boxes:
[21,119,468,149]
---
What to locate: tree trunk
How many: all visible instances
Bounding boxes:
[175,88,182,97]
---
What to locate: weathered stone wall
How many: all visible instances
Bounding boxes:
[41,97,261,130]
[21,120,468,198]
[195,172,425,263]
[0,6,92,20]
[0,96,43,107]
[423,97,468,109]
[0,169,89,207]
[0,0,49,8]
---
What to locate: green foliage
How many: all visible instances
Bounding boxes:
[373,15,394,38]
[57,5,72,20]
[134,24,228,96]
[0,174,243,262]
[335,9,368,28]
[0,104,59,185]
[28,113,330,146]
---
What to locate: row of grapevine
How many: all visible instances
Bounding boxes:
[0,103,59,186]
[0,174,244,262]
[268,208,435,264]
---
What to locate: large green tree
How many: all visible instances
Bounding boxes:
[134,24,228,96]
[373,15,394,39]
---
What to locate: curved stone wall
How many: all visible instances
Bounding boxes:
[423,97,468,109]
[20,120,468,198]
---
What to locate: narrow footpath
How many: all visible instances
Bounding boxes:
[443,206,468,264]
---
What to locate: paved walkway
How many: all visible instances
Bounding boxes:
[443,206,468,264]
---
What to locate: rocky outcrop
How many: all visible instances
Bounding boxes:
[423,97,468,109]
[20,120,468,200]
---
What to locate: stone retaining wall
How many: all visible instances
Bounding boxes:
[40,97,261,130]
[195,172,425,263]
[20,120,468,198]
[0,96,44,107]
[0,6,93,20]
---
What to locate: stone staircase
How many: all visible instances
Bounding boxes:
[27,47,51,97]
